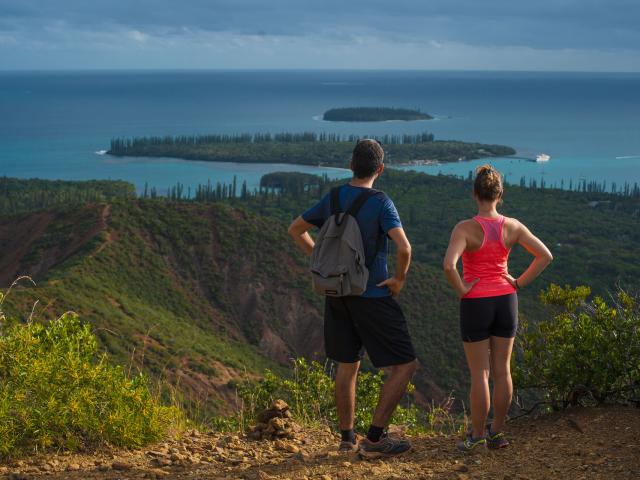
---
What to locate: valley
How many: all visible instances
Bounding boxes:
[2,170,639,419]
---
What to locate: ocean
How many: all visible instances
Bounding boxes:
[1,70,639,193]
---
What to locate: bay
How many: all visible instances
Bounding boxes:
[1,70,639,192]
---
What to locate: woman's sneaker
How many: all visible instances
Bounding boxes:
[456,434,486,452]
[485,426,509,449]
[358,434,412,459]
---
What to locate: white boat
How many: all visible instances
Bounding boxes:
[536,153,550,162]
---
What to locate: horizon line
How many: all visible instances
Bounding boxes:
[1,67,640,75]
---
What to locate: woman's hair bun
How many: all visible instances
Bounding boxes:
[474,164,504,201]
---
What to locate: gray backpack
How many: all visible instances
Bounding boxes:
[310,187,383,297]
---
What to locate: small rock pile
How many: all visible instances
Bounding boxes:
[247,399,301,441]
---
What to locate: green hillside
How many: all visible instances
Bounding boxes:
[1,171,639,414]
[232,169,640,396]
[0,176,135,216]
[0,199,325,417]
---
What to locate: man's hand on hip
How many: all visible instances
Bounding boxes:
[377,276,405,297]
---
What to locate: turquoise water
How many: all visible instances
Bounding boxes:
[1,70,639,192]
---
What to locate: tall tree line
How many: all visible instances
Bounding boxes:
[109,131,436,154]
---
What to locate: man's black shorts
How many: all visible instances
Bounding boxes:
[324,295,416,368]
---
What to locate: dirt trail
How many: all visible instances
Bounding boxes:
[92,204,113,256]
[1,406,638,480]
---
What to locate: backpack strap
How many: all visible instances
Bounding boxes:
[347,189,389,267]
[330,187,389,264]
[330,187,342,216]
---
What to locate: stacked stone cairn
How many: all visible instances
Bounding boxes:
[247,400,301,441]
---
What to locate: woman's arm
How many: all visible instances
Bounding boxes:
[503,221,553,289]
[443,223,479,298]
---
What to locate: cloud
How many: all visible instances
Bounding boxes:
[0,0,638,70]
[127,30,149,43]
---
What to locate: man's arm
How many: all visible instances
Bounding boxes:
[287,216,316,256]
[377,226,411,297]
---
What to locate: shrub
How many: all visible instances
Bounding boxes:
[0,285,182,457]
[513,284,640,409]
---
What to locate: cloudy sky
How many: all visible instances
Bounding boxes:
[1,0,639,71]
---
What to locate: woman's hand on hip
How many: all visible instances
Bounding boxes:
[458,278,480,298]
[502,273,519,289]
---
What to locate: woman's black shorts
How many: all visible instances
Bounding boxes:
[460,293,518,342]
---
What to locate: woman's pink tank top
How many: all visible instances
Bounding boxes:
[461,215,516,299]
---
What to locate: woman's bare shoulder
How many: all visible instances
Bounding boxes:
[503,216,524,230]
[450,219,483,243]
[453,218,478,232]
[502,216,527,245]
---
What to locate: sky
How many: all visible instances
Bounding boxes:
[1,0,639,71]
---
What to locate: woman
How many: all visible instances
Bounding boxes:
[443,165,553,451]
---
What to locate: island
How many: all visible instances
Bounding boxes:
[323,107,433,122]
[107,131,516,167]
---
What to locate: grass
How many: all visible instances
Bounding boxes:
[212,358,466,436]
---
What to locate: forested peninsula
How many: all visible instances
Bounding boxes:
[107,132,516,166]
[323,107,432,122]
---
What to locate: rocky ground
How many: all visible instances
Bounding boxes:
[1,404,638,480]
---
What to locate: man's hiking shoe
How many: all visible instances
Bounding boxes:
[338,440,358,453]
[456,434,486,452]
[358,434,412,459]
[485,426,509,449]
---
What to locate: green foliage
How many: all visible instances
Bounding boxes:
[323,107,433,122]
[539,284,593,311]
[260,172,329,197]
[514,285,640,408]
[0,177,135,216]
[0,291,181,457]
[220,358,434,435]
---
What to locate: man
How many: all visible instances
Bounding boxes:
[288,139,418,458]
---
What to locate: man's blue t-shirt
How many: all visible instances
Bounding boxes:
[302,184,402,297]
